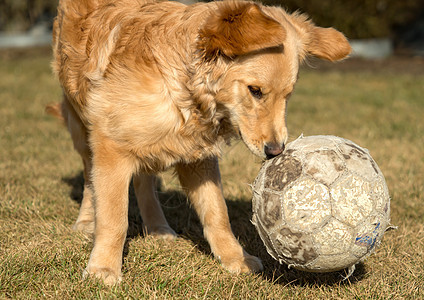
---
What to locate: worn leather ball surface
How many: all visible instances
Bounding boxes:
[252,135,392,274]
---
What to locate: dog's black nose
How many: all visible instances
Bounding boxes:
[265,143,285,159]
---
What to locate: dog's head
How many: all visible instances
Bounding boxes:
[197,1,351,159]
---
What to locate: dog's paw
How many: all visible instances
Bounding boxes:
[72,220,94,234]
[83,266,122,286]
[145,225,177,241]
[220,252,263,274]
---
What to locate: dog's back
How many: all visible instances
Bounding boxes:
[52,0,170,109]
[52,0,99,110]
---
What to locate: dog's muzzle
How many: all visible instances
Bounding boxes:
[264,142,285,159]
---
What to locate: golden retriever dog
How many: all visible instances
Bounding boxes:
[49,0,351,284]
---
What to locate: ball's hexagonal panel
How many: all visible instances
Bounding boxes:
[371,177,391,215]
[252,161,267,191]
[269,226,318,265]
[304,252,359,273]
[254,190,284,230]
[337,142,381,181]
[283,177,332,232]
[264,153,302,191]
[252,216,279,261]
[304,149,345,186]
[331,173,373,227]
[286,135,339,155]
[351,213,388,259]
[313,218,354,256]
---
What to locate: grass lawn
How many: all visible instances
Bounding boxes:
[0,49,423,299]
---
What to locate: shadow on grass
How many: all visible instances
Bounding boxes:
[62,172,366,287]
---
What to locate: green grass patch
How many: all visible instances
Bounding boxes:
[1,51,423,298]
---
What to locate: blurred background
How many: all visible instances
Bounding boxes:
[0,0,423,57]
[0,0,424,58]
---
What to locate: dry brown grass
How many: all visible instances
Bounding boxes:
[1,49,423,298]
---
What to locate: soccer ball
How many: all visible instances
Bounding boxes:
[251,135,392,275]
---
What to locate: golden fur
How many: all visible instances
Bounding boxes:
[49,0,351,284]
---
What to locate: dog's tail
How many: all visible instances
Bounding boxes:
[45,102,65,122]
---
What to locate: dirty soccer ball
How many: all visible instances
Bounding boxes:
[252,135,392,275]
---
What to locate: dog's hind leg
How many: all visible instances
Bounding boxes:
[176,157,263,273]
[133,173,177,240]
[73,155,95,234]
[61,99,95,234]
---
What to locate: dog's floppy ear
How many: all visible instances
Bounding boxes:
[198,2,286,58]
[306,26,351,61]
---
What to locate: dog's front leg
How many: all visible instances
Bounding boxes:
[176,157,263,273]
[84,134,135,285]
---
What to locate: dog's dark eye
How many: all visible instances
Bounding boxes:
[248,85,263,99]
